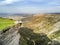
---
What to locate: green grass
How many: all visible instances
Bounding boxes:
[0,17,15,31]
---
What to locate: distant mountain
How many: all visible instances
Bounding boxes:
[0,13,8,15]
[47,12,60,14]
[0,13,33,17]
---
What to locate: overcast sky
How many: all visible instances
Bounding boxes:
[0,0,60,13]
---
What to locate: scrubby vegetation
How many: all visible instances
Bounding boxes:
[19,27,51,45]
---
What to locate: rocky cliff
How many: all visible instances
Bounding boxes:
[0,24,20,45]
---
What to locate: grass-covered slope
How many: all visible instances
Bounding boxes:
[0,17,14,31]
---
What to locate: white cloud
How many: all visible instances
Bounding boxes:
[49,2,60,6]
[0,0,60,13]
[0,0,60,6]
[0,6,41,13]
[29,0,60,6]
[0,6,60,13]
[29,0,45,2]
[48,0,60,6]
[0,0,23,5]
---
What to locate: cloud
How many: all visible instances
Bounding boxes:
[48,0,60,6]
[0,0,60,13]
[49,2,60,6]
[0,6,60,13]
[0,6,41,13]
[29,0,46,2]
[29,0,60,6]
[0,0,60,6]
[0,0,23,5]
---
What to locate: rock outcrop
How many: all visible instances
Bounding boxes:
[0,24,20,45]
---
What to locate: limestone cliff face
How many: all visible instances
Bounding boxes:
[24,14,60,42]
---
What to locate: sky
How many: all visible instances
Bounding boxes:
[0,0,60,13]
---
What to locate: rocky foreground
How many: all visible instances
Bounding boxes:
[0,24,20,45]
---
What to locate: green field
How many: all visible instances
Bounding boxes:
[0,17,15,31]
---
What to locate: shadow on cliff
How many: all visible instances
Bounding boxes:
[18,27,51,45]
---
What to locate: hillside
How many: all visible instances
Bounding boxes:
[0,14,60,45]
[0,17,14,30]
[24,14,60,43]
